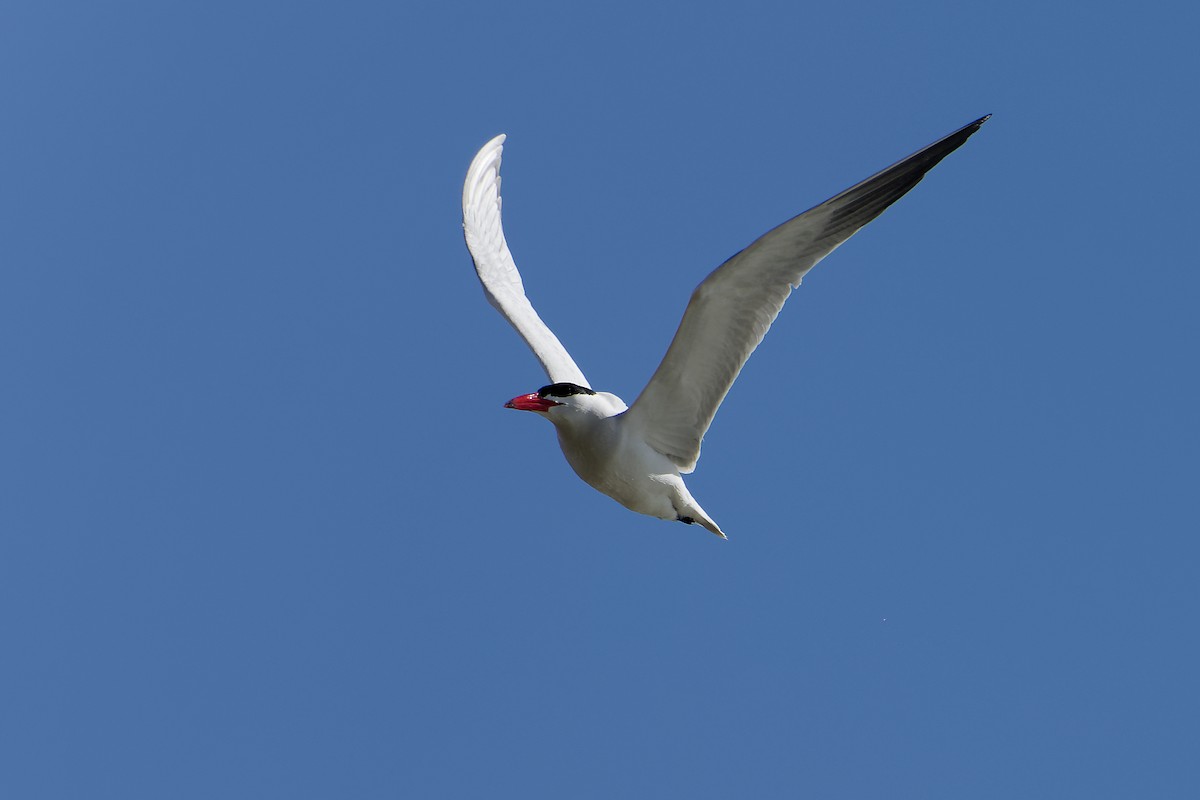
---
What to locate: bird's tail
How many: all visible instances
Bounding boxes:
[678,492,726,539]
[696,514,727,539]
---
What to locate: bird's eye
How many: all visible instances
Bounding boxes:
[538,382,596,398]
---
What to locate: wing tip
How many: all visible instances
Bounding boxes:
[477,133,507,161]
[463,134,509,217]
[943,113,991,150]
[957,114,991,140]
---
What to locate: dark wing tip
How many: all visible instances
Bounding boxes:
[816,114,990,238]
[932,114,992,156]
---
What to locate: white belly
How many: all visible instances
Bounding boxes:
[556,422,684,521]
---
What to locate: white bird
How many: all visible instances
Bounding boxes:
[462,116,988,538]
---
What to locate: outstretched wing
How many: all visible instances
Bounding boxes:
[462,134,590,388]
[625,115,989,473]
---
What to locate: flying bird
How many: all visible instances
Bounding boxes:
[462,116,988,538]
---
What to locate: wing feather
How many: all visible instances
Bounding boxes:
[462,135,589,387]
[625,116,990,472]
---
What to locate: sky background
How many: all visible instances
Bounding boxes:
[2,1,1197,797]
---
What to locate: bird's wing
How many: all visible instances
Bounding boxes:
[462,134,590,388]
[625,115,989,473]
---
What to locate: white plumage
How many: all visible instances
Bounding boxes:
[462,117,989,537]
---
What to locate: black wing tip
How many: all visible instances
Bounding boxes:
[965,114,992,132]
[922,114,991,161]
[820,113,990,229]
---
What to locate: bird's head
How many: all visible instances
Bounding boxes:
[504,382,626,423]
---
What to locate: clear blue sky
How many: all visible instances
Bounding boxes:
[2,1,1197,797]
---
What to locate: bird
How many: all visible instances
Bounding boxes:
[462,116,989,538]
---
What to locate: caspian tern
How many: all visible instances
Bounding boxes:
[462,116,988,538]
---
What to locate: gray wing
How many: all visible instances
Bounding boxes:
[625,116,989,473]
[462,134,590,388]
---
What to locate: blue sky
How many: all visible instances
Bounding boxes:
[2,1,1197,797]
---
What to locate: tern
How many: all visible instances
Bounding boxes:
[462,116,988,538]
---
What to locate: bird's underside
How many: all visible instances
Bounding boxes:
[462,116,989,537]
